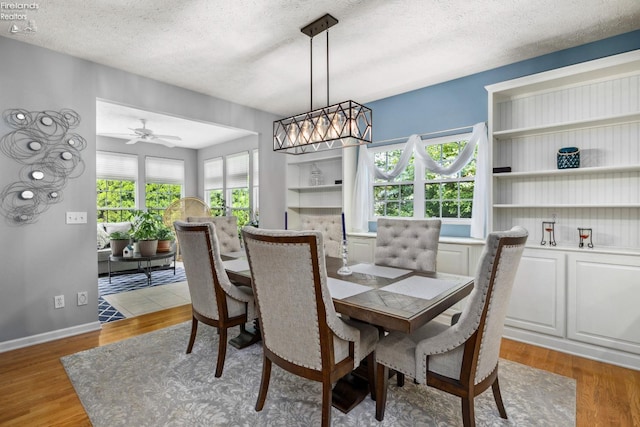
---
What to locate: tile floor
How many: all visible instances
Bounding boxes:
[103,281,191,318]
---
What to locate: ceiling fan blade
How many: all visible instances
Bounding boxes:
[98,132,136,139]
[152,134,182,141]
[154,138,176,148]
[125,138,144,145]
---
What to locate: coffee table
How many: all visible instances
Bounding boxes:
[108,250,176,285]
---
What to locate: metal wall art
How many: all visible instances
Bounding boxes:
[0,108,86,224]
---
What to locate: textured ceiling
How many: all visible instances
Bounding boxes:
[3,1,640,147]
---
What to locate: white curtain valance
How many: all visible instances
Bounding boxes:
[352,122,488,238]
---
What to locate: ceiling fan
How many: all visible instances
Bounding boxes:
[101,119,182,148]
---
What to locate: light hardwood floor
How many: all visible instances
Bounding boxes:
[1,304,638,426]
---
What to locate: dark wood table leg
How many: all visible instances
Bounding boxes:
[332,368,371,413]
[229,320,261,349]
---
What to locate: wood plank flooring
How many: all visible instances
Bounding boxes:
[1,304,638,426]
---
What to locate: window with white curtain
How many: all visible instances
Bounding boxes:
[96,151,138,222]
[145,156,184,217]
[371,132,476,222]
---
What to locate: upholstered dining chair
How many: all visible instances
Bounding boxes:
[187,215,242,254]
[374,226,528,427]
[241,226,379,427]
[299,214,343,258]
[374,218,442,272]
[174,221,256,378]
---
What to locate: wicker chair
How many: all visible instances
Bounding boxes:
[242,226,379,427]
[374,226,528,426]
[374,217,442,272]
[174,221,257,377]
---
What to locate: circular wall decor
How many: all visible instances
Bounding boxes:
[40,116,53,126]
[28,141,42,151]
[61,151,73,160]
[20,190,34,200]
[31,170,44,180]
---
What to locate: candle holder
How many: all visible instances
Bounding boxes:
[337,239,352,276]
[578,227,593,248]
[541,221,556,246]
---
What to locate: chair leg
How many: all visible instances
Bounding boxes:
[491,377,508,419]
[461,396,476,427]
[214,327,228,378]
[396,372,405,387]
[366,353,376,401]
[321,379,332,427]
[256,356,272,411]
[375,363,389,421]
[186,317,198,354]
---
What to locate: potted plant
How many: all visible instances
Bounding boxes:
[109,230,131,257]
[131,210,161,256]
[156,224,175,253]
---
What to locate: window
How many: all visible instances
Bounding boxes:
[204,157,224,215]
[252,148,259,224]
[371,132,476,222]
[226,152,250,227]
[373,150,415,217]
[145,157,184,217]
[424,140,476,219]
[96,151,138,223]
[204,151,258,228]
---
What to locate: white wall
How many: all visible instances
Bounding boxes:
[0,37,283,346]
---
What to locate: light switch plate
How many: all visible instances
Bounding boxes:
[66,211,87,224]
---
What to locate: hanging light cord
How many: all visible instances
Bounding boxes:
[326,29,330,106]
[309,28,331,110]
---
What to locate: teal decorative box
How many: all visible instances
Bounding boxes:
[557,147,580,169]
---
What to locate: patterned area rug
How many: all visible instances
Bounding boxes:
[62,322,576,426]
[97,267,187,323]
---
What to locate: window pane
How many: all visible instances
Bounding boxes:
[400,201,414,217]
[425,201,440,217]
[208,190,225,216]
[460,181,474,199]
[460,201,473,218]
[97,178,136,223]
[425,183,439,199]
[442,201,458,218]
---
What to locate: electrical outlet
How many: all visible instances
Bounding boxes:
[54,295,65,309]
[77,291,88,306]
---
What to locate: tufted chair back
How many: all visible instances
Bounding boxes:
[242,226,380,427]
[299,214,342,258]
[187,215,242,254]
[374,218,442,272]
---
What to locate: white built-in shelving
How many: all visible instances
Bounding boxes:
[486,49,640,370]
[286,152,344,229]
[487,49,640,251]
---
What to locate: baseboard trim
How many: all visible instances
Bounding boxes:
[0,321,102,353]
[504,326,640,371]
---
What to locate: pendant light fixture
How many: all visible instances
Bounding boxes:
[273,14,372,154]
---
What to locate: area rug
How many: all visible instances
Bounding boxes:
[62,322,576,426]
[97,267,187,323]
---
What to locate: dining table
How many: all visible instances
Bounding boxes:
[222,253,474,412]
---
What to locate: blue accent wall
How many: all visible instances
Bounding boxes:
[365,30,640,235]
[368,30,640,141]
